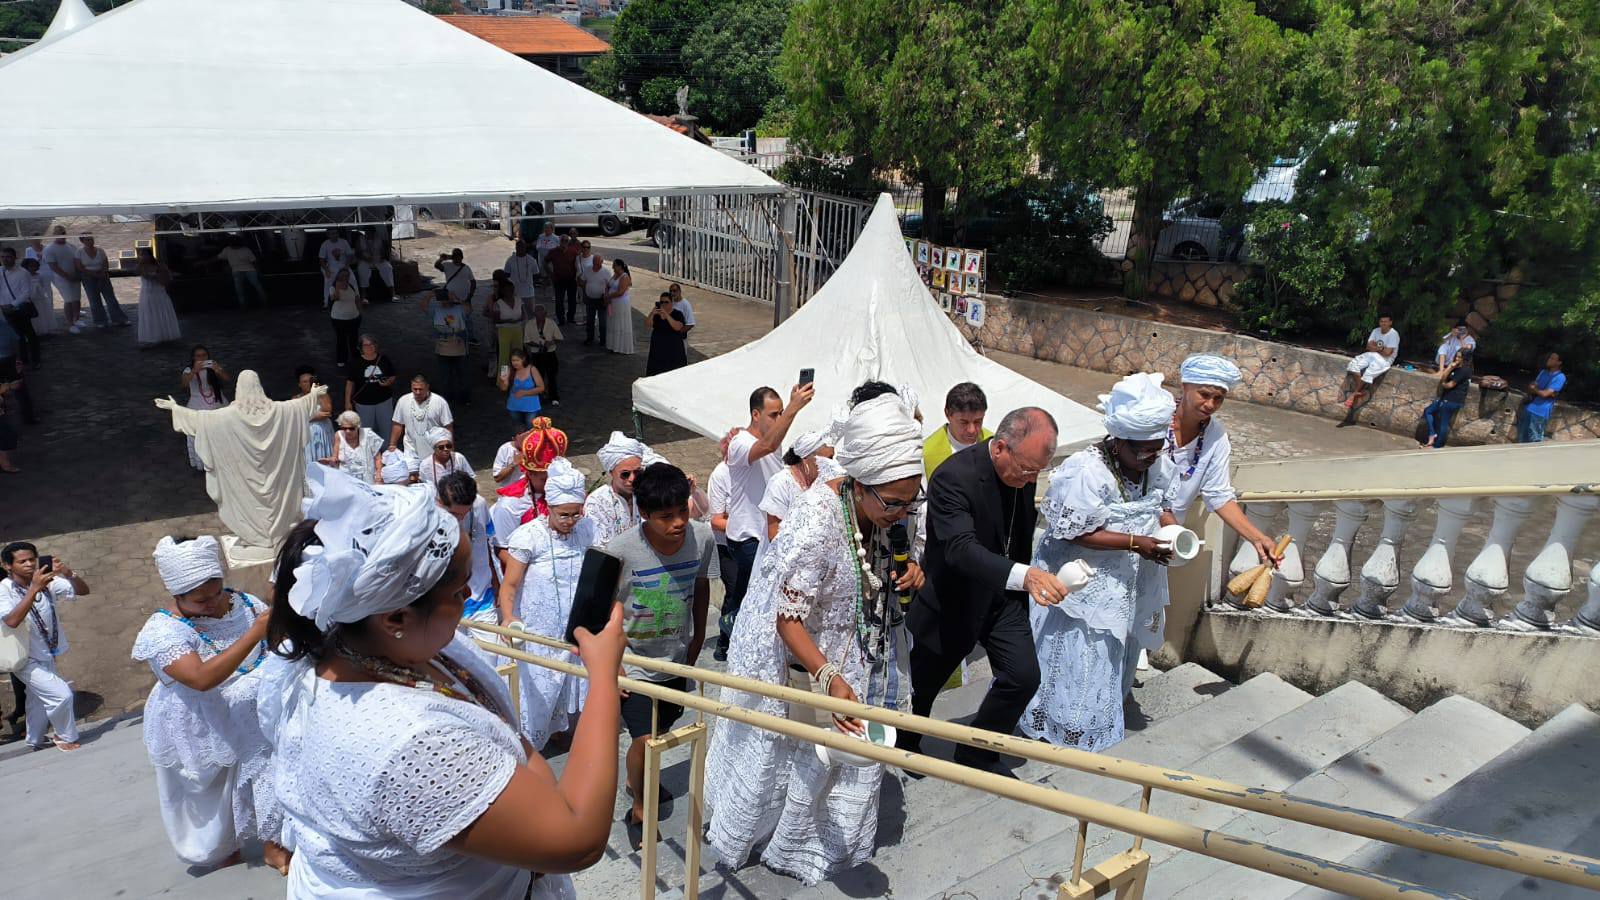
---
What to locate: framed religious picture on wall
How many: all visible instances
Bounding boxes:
[931,268,946,289]
[904,237,915,258]
[916,241,931,265]
[964,250,983,275]
[954,297,969,316]
[930,247,944,269]
[965,272,983,296]
[965,297,986,327]
[939,292,953,311]
[945,247,961,272]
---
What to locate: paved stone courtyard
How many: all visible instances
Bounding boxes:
[0,224,1410,740]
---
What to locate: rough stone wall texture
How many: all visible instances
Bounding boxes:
[956,294,1600,445]
[1146,260,1251,307]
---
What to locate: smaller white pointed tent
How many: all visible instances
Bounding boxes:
[42,0,96,42]
[633,194,1104,451]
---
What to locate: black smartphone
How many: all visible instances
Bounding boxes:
[37,555,53,573]
[564,548,624,644]
[799,368,815,386]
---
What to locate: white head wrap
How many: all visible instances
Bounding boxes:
[1098,372,1177,441]
[642,447,669,469]
[380,448,417,484]
[152,535,224,596]
[544,458,587,506]
[427,427,453,449]
[1179,354,1243,391]
[597,431,647,473]
[893,383,922,421]
[289,466,463,630]
[791,429,829,459]
[834,395,924,485]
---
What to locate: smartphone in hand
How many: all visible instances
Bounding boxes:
[799,368,815,386]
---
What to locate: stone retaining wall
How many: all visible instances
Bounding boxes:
[956,294,1599,444]
[1147,260,1251,307]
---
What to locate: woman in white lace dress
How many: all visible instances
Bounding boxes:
[602,259,634,355]
[318,410,384,483]
[706,393,927,886]
[131,535,288,873]
[265,465,624,899]
[497,459,595,749]
[135,248,182,345]
[1021,373,1178,753]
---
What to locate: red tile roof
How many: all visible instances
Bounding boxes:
[439,15,611,56]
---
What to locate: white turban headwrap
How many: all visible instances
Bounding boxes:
[380,448,417,484]
[1098,373,1177,441]
[289,465,462,630]
[893,383,922,421]
[597,431,647,473]
[790,429,830,459]
[427,427,453,449]
[1179,354,1243,391]
[153,535,224,596]
[834,394,924,484]
[544,458,587,506]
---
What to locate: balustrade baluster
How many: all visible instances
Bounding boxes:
[1304,500,1372,616]
[1451,496,1536,626]
[1400,497,1476,622]
[1352,500,1419,619]
[1265,502,1321,612]
[1508,495,1600,630]
[1570,566,1600,634]
[1227,502,1285,580]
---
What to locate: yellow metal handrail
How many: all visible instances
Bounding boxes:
[470,622,1600,894]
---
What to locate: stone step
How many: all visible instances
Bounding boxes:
[939,678,1393,900]
[1289,703,1600,900]
[575,663,1234,899]
[1145,694,1529,899]
[786,672,1308,900]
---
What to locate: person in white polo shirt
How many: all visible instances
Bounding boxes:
[715,382,812,660]
[388,374,454,460]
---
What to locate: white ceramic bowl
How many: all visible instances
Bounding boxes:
[1153,524,1203,565]
[815,721,898,767]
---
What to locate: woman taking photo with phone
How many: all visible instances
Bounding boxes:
[645,290,688,375]
[180,345,230,470]
[265,466,624,898]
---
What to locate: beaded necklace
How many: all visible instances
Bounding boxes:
[838,483,896,664]
[1166,418,1205,482]
[334,637,512,726]
[1098,439,1147,503]
[157,589,268,676]
[11,578,61,654]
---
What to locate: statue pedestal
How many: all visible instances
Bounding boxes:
[222,534,277,569]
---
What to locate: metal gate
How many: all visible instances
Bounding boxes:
[655,190,872,309]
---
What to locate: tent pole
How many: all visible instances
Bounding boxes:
[774,193,797,325]
[632,409,644,443]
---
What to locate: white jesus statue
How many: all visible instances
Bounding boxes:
[155,370,327,565]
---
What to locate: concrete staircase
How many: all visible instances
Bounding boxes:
[571,663,1598,900]
[2,662,1593,899]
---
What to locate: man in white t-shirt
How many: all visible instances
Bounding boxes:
[41,227,83,334]
[715,382,813,660]
[388,374,455,460]
[0,249,40,369]
[668,282,696,335]
[705,460,736,604]
[1341,314,1401,412]
[217,236,268,308]
[434,248,479,346]
[503,240,539,315]
[74,234,130,328]
[317,229,353,307]
[533,221,561,274]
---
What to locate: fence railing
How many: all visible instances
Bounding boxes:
[465,619,1600,900]
[1195,440,1600,629]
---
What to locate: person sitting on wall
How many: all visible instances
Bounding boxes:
[1338,313,1400,418]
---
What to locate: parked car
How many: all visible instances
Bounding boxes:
[414,201,499,229]
[519,198,635,237]
[1154,158,1302,262]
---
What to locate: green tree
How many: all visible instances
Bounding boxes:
[1024,0,1304,297]
[1272,0,1600,384]
[420,0,454,14]
[682,0,792,134]
[780,0,1035,242]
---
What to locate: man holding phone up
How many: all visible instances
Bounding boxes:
[2,542,92,751]
[605,463,718,847]
[716,381,812,660]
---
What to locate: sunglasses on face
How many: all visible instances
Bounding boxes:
[617,469,640,481]
[866,483,925,513]
[436,443,454,450]
[340,425,358,431]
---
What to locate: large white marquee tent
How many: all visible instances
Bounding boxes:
[633,194,1105,451]
[0,0,779,218]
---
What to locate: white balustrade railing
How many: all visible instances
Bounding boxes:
[1201,442,1600,635]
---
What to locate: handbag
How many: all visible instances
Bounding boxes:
[0,620,28,673]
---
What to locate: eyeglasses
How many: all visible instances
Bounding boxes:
[865,483,925,513]
[996,441,1050,478]
[551,510,584,522]
[436,443,454,450]
[340,425,359,431]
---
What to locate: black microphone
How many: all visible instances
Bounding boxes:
[888,522,912,606]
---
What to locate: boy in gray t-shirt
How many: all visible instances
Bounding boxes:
[604,462,718,840]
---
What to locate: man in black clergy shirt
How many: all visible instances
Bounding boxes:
[901,407,1069,776]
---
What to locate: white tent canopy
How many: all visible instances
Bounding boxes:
[633,194,1104,453]
[0,0,779,218]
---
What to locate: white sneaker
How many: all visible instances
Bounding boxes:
[68,325,81,334]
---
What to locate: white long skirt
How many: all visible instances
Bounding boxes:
[605,293,634,354]
[137,278,183,345]
[155,764,239,867]
[31,287,60,335]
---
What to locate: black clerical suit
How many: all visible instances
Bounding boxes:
[905,438,1041,768]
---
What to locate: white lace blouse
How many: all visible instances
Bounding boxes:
[272,633,533,899]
